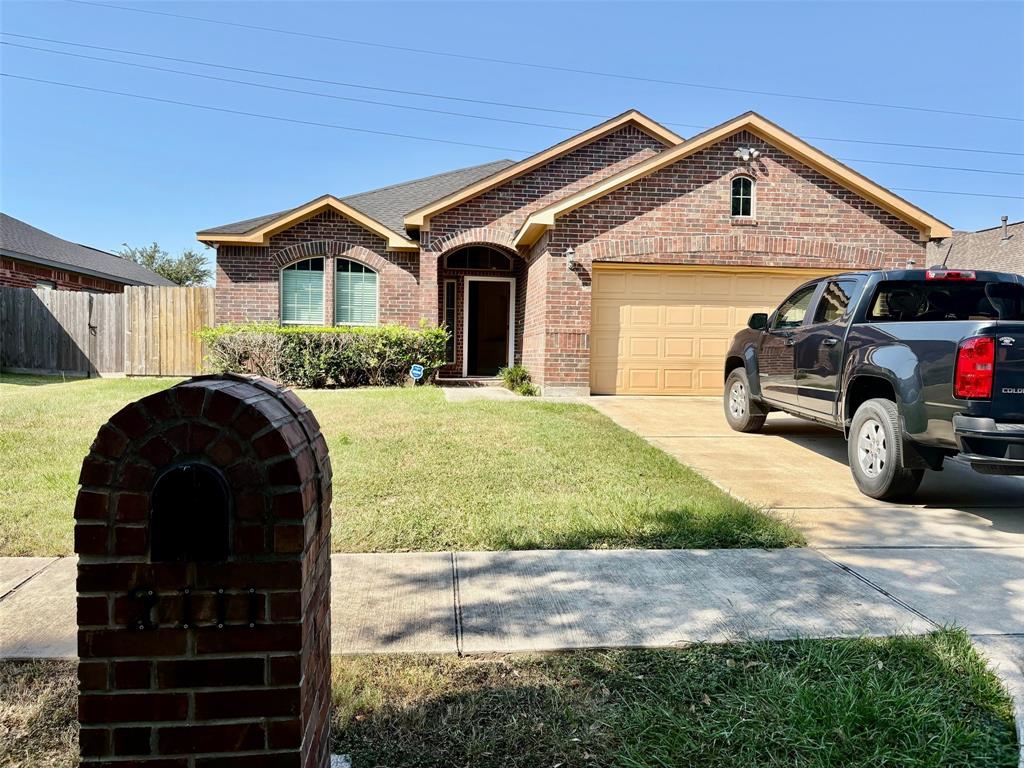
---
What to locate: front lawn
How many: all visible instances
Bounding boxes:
[2,630,1017,767]
[0,374,801,555]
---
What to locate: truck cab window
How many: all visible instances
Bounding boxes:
[772,284,817,330]
[868,280,1024,322]
[814,280,860,323]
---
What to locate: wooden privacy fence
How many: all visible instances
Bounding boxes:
[0,285,215,377]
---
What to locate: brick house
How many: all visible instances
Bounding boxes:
[198,110,952,396]
[1,213,173,292]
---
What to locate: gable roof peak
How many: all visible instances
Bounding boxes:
[514,110,953,247]
[402,109,683,229]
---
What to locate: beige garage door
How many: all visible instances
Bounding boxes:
[590,266,834,395]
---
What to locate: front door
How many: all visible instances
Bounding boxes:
[466,279,511,376]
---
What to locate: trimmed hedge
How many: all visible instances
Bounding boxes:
[197,323,448,388]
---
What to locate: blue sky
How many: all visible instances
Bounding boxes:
[1,0,1022,271]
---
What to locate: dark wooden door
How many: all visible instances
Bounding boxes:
[467,281,510,376]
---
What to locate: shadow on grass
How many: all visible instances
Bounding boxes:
[0,373,87,387]
[330,631,1019,768]
[484,506,805,552]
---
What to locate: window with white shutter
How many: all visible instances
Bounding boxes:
[280,258,325,325]
[335,259,378,325]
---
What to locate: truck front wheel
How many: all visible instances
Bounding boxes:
[724,369,767,433]
[848,398,924,500]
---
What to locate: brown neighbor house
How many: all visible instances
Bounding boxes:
[198,110,955,396]
[1,213,173,292]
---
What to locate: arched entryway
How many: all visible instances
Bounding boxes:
[439,244,519,378]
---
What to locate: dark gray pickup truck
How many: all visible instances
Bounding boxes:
[724,268,1024,500]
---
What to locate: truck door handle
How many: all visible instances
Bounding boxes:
[822,338,838,346]
[784,337,796,346]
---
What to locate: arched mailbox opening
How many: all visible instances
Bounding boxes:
[150,462,230,562]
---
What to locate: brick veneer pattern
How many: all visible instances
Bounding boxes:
[74,374,333,767]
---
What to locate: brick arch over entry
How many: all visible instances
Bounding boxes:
[273,240,391,272]
[428,226,519,255]
[578,234,888,270]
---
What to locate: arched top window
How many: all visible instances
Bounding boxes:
[280,257,324,325]
[445,246,512,272]
[731,176,754,218]
[335,258,378,325]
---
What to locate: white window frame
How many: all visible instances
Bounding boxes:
[731,175,755,218]
[279,257,326,326]
[462,275,516,378]
[333,257,380,327]
[443,279,457,364]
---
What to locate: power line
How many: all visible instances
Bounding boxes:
[0,32,698,127]
[9,40,1024,179]
[4,70,1022,203]
[887,187,1023,200]
[64,0,1024,124]
[0,72,529,153]
[0,40,581,132]
[5,31,1023,162]
[839,157,1022,177]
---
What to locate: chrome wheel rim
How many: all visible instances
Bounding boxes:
[857,418,887,479]
[728,381,747,420]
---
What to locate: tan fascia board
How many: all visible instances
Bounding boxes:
[402,111,684,230]
[197,195,419,251]
[514,112,953,248]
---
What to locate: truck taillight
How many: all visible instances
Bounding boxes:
[926,269,975,280]
[954,336,995,399]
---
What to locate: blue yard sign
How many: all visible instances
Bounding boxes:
[409,364,425,381]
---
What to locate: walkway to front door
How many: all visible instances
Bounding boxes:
[464,277,514,377]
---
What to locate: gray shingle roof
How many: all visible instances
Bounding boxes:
[926,220,1024,275]
[198,159,516,238]
[1,213,175,286]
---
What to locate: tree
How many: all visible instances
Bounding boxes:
[117,242,213,286]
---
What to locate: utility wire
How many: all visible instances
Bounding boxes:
[0,32,704,128]
[64,0,1024,124]
[4,70,1022,202]
[0,40,581,132]
[0,72,529,153]
[4,31,1023,162]
[10,40,1024,178]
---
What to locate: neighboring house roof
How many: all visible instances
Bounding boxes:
[402,110,684,230]
[0,213,174,286]
[513,111,954,248]
[197,159,516,246]
[926,220,1024,274]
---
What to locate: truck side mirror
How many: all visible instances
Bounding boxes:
[748,312,768,330]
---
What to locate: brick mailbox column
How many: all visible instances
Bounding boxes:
[74,374,332,767]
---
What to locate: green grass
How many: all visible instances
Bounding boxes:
[2,630,1017,767]
[0,373,801,556]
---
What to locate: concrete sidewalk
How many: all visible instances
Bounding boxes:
[1,548,1021,759]
[1,548,938,659]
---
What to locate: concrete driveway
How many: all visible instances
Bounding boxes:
[589,396,1024,550]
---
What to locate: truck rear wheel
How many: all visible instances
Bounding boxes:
[848,398,924,500]
[724,369,767,433]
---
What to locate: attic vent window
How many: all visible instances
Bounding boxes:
[731,176,754,218]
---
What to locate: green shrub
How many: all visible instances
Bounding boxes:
[498,364,538,396]
[197,322,448,388]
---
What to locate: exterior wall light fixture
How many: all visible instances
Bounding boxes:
[565,246,576,271]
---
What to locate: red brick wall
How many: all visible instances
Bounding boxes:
[0,256,125,292]
[532,130,928,391]
[425,125,666,375]
[215,210,419,326]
